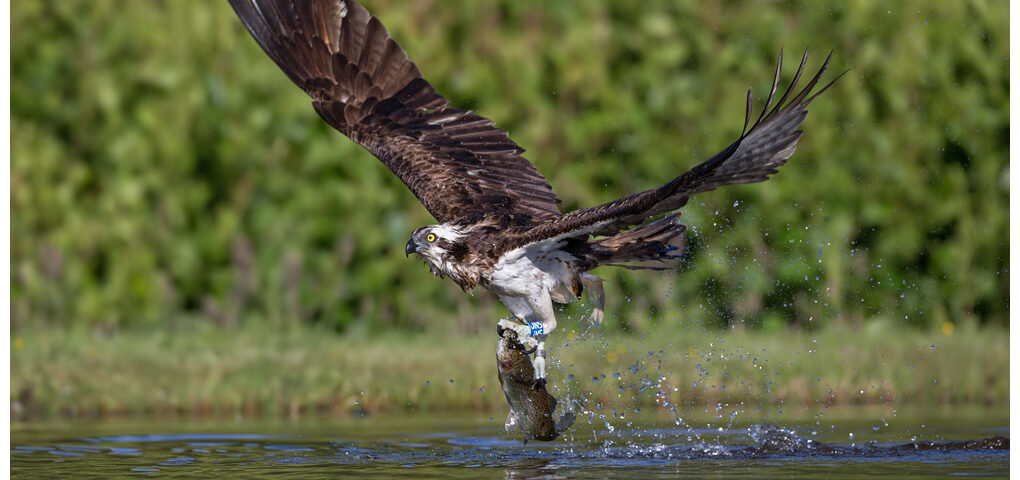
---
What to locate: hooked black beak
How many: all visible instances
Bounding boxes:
[405,238,418,257]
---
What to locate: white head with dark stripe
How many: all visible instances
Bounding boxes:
[405,225,476,290]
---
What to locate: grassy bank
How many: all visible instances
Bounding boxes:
[11,322,1008,420]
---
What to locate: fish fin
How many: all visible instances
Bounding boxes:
[556,411,576,434]
[505,410,518,433]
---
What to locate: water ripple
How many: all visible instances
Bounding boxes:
[11,418,1009,478]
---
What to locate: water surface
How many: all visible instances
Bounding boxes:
[12,409,1008,478]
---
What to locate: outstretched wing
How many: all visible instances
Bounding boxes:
[229,0,562,225]
[503,49,844,251]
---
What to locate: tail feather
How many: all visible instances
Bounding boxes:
[590,214,686,270]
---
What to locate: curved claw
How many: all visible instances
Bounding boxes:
[518,333,539,350]
[504,335,536,354]
[497,321,538,354]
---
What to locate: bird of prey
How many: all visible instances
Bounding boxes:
[229,0,842,381]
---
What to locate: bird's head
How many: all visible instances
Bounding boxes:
[405,225,471,281]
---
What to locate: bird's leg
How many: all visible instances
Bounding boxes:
[497,324,536,354]
[496,296,539,351]
[496,318,537,351]
[525,289,557,382]
[497,291,557,381]
[581,273,605,327]
[534,336,548,386]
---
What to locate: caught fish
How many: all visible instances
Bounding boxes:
[497,330,575,443]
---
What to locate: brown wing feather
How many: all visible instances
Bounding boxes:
[501,49,844,253]
[229,0,562,225]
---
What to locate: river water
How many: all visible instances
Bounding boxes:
[12,408,1008,478]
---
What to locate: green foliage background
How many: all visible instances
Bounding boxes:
[12,1,1008,334]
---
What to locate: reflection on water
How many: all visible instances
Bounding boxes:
[11,412,1008,478]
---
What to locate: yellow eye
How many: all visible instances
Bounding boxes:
[426,233,437,242]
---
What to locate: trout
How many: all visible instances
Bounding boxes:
[496,330,575,443]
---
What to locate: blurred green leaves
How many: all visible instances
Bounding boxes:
[11,0,1008,333]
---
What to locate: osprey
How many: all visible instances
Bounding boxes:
[229,0,842,380]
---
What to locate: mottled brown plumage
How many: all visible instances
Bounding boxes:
[229,0,842,380]
[229,0,561,226]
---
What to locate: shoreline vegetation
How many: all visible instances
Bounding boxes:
[11,323,1007,421]
[13,1,1009,337]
